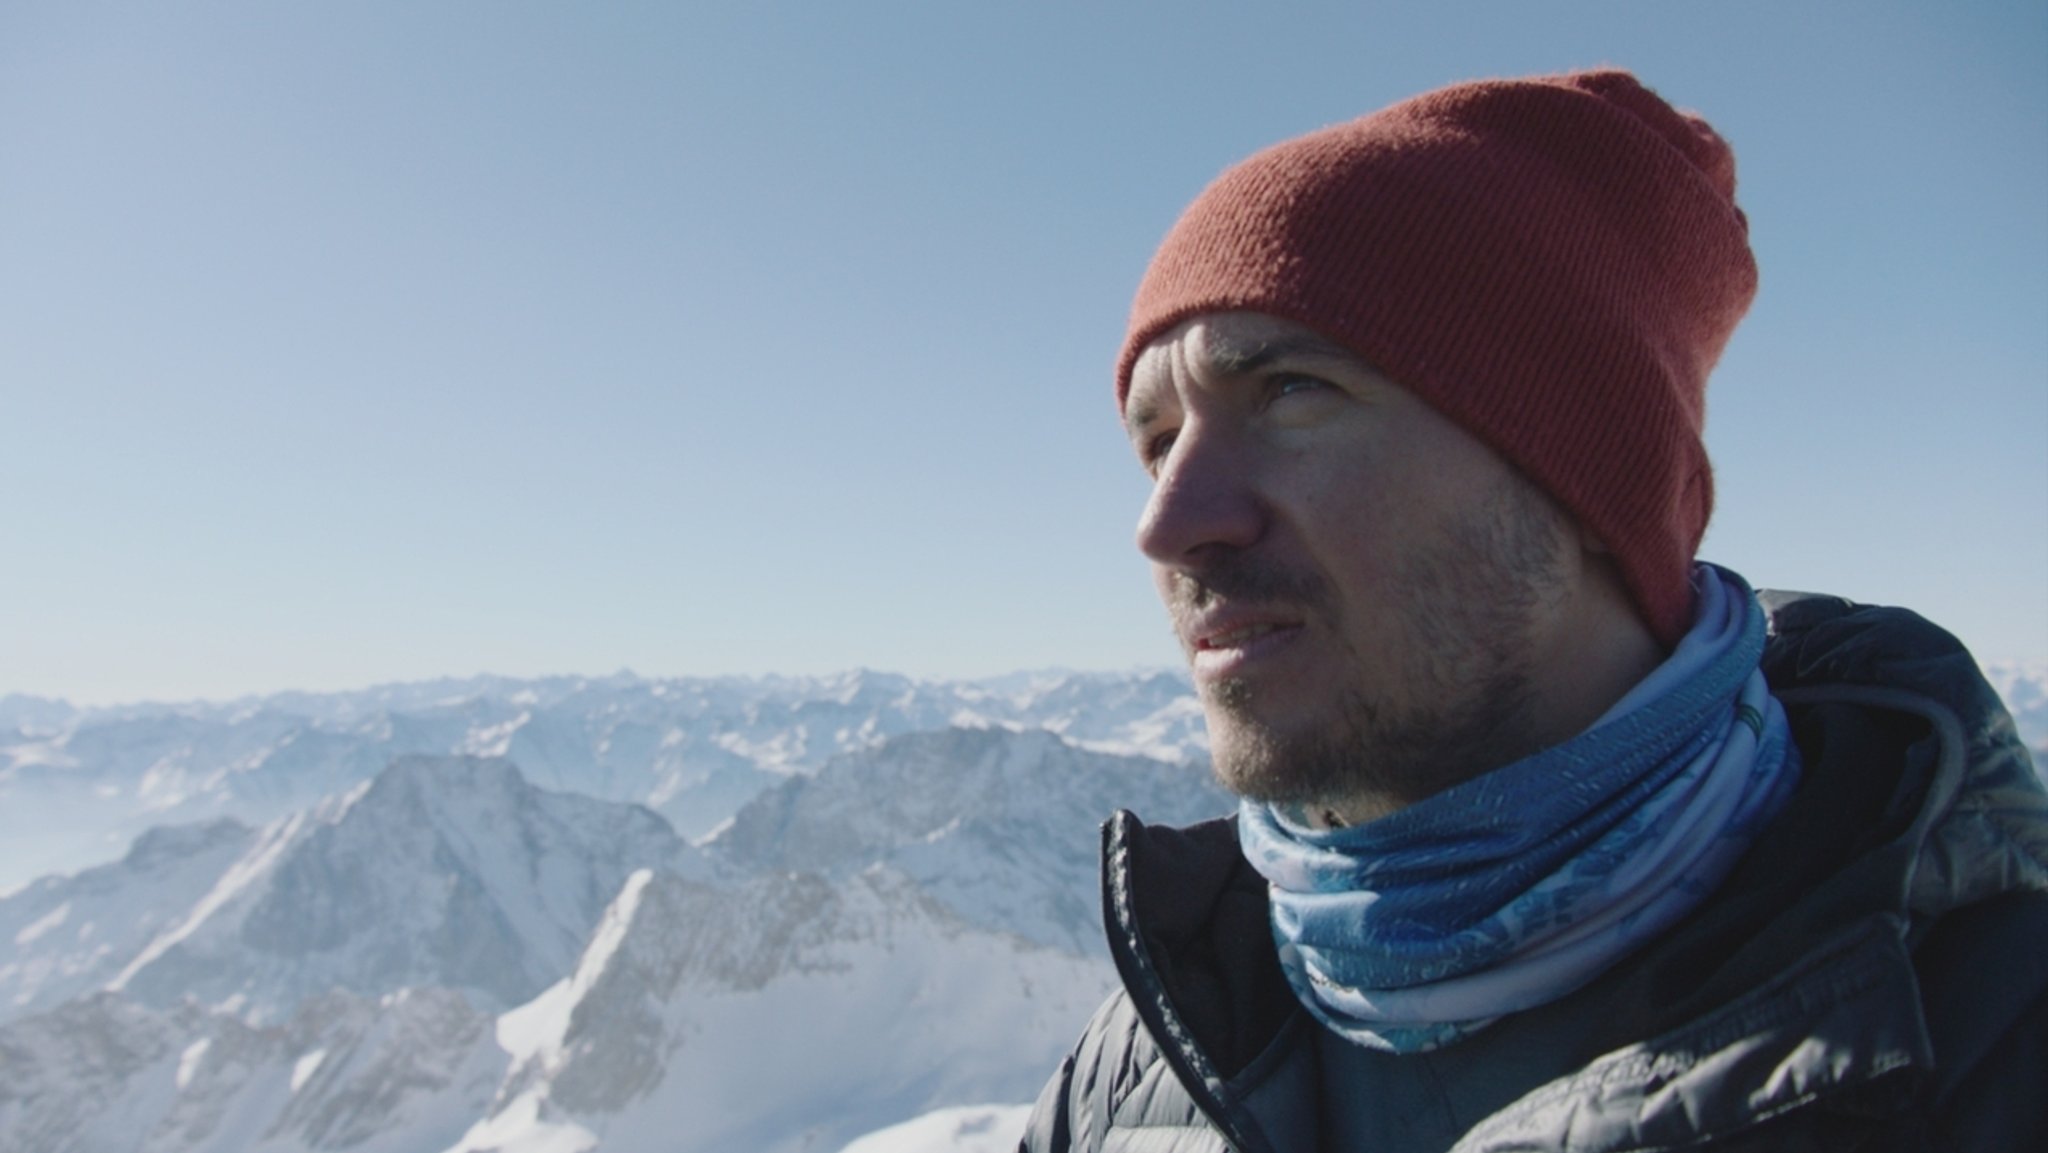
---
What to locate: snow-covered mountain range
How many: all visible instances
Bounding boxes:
[0,659,2039,1153]
[0,670,1228,1153]
[0,669,1205,893]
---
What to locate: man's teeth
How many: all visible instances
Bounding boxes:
[1209,623,1282,648]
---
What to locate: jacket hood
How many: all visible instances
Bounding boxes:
[1759,591,2048,922]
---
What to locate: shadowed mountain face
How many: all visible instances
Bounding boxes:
[710,726,1231,953]
[0,986,503,1153]
[0,818,257,1021]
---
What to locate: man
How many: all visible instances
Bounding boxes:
[1022,70,2047,1152]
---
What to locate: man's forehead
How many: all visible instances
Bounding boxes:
[1138,314,1361,377]
[1126,313,1368,427]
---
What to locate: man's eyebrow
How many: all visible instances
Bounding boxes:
[1203,330,1361,376]
[1123,398,1162,440]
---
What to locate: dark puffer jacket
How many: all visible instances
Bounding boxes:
[1020,594,2048,1152]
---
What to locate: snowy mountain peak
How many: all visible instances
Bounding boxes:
[87,756,694,1022]
[366,752,538,811]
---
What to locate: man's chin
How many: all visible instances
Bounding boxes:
[1203,712,1343,806]
[1200,691,1438,819]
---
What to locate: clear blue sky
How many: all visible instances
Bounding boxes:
[4,2,2043,705]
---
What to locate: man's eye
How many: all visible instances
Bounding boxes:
[1140,430,1177,473]
[1272,374,1327,399]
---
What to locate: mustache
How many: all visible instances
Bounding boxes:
[1166,552,1332,615]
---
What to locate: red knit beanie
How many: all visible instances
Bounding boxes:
[1116,70,1757,647]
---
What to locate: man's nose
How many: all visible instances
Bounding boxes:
[1135,424,1265,565]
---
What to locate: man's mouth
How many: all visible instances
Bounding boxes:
[1184,611,1306,680]
[1167,561,1326,677]
[1197,620,1295,650]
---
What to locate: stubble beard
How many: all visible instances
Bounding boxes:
[1180,476,1574,814]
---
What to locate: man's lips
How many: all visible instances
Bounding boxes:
[1184,609,1305,675]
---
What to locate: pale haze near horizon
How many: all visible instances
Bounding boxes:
[3,1,2043,706]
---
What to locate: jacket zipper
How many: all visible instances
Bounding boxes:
[1101,811,1271,1153]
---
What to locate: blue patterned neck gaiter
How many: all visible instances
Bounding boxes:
[1238,564,1800,1054]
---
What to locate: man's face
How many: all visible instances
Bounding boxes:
[1125,312,1596,817]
